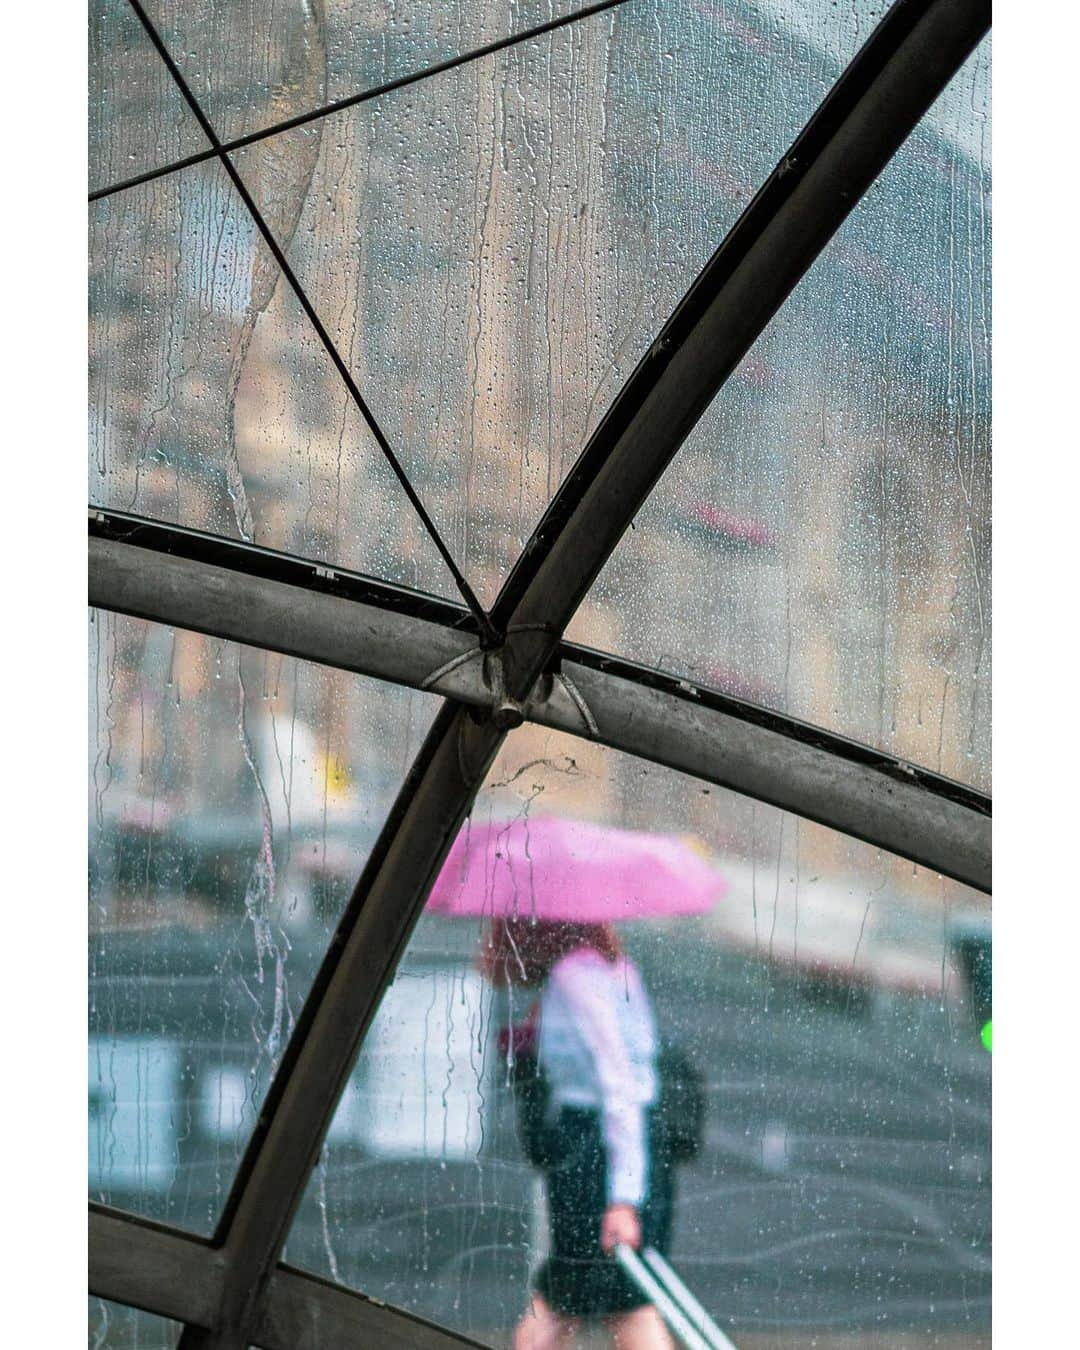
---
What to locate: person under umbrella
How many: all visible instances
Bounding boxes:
[428,816,727,1350]
[487,916,672,1349]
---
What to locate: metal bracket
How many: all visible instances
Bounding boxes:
[421,644,525,730]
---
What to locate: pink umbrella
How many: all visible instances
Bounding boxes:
[427,815,727,922]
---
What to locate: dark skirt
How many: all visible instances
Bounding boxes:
[534,1106,675,1319]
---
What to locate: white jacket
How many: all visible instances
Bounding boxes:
[538,947,659,1207]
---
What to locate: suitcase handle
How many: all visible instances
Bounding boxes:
[613,1245,738,1350]
[641,1247,738,1350]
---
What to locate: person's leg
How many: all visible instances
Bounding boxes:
[604,1303,674,1350]
[513,1293,580,1350]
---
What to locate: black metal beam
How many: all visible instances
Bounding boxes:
[89,1204,224,1328]
[256,1265,492,1350]
[563,658,991,891]
[88,509,989,818]
[89,530,476,690]
[88,1206,488,1349]
[89,523,990,890]
[89,509,479,634]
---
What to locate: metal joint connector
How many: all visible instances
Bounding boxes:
[482,648,525,730]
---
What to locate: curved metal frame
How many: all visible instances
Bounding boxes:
[89,1205,485,1349]
[88,0,992,1344]
[90,522,990,891]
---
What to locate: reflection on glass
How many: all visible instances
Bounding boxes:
[88,609,438,1232]
[288,726,990,1345]
[570,41,992,791]
[88,1297,180,1350]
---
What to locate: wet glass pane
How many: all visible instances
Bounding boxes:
[143,2,603,144]
[89,159,458,598]
[90,0,210,197]
[88,1298,180,1349]
[234,0,891,603]
[286,724,990,1345]
[568,42,992,791]
[89,609,438,1232]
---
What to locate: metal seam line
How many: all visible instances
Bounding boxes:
[120,0,499,648]
[420,645,486,690]
[94,1,991,1344]
[90,0,633,204]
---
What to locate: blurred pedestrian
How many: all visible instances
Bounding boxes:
[483,917,675,1350]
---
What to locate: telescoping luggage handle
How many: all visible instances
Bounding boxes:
[614,1245,738,1350]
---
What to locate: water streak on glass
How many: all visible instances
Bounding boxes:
[88,609,438,1232]
[88,157,458,597]
[287,724,990,1345]
[234,0,892,604]
[88,1297,181,1349]
[90,0,211,197]
[141,2,617,144]
[569,41,992,792]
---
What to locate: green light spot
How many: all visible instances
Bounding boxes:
[980,1019,992,1052]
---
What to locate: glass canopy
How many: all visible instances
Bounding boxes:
[569,42,991,789]
[88,1,991,1347]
